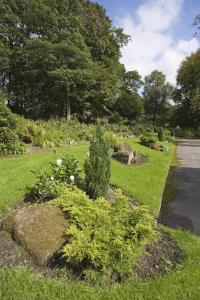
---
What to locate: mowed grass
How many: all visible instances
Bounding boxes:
[1,229,200,300]
[0,140,172,216]
[1,141,200,299]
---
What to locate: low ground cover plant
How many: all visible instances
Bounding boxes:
[52,187,156,283]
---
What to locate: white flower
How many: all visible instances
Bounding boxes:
[56,159,62,167]
[87,152,90,157]
[70,175,75,182]
[50,176,54,181]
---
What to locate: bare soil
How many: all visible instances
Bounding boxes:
[0,205,182,282]
[135,232,183,280]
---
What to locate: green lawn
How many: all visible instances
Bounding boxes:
[0,141,172,216]
[1,142,200,300]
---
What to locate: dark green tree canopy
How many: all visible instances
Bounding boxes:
[143,70,173,126]
[0,0,128,120]
[114,69,144,121]
[175,49,200,127]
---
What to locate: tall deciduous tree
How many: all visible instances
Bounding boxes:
[143,70,173,126]
[0,0,128,119]
[114,69,144,121]
[174,49,200,127]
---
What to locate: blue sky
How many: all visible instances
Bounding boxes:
[93,0,200,84]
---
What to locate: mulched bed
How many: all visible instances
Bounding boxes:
[135,231,183,280]
[0,204,183,282]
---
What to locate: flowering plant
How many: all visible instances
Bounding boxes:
[27,154,83,202]
[51,155,82,187]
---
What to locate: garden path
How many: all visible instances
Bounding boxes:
[160,139,200,235]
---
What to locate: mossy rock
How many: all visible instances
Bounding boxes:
[5,204,69,266]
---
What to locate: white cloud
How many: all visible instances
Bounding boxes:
[118,0,199,85]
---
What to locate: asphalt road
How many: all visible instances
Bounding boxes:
[160,139,200,235]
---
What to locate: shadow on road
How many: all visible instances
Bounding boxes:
[159,165,200,235]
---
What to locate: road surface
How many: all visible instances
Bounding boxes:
[160,139,200,235]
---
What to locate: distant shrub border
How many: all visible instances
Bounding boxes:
[0,101,26,156]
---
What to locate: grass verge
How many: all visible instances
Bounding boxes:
[1,141,200,300]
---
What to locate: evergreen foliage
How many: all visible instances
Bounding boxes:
[158,128,166,141]
[0,93,26,155]
[84,121,111,199]
[52,187,156,282]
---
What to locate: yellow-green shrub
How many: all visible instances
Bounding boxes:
[52,187,156,282]
[15,116,43,146]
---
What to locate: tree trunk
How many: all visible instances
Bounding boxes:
[66,98,71,121]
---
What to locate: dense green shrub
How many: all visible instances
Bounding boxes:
[28,154,82,202]
[158,127,166,141]
[0,101,26,155]
[104,131,118,149]
[35,119,94,148]
[0,141,26,155]
[140,135,157,149]
[84,122,111,199]
[27,170,64,202]
[16,116,43,145]
[104,132,133,153]
[175,127,196,139]
[113,139,132,152]
[50,155,82,187]
[52,187,156,282]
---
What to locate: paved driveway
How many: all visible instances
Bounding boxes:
[160,139,200,235]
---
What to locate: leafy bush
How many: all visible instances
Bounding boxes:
[104,131,118,149]
[50,155,82,187]
[28,154,83,202]
[158,127,166,141]
[84,122,111,199]
[113,140,132,152]
[140,135,157,149]
[104,132,133,153]
[0,101,26,155]
[52,187,156,282]
[16,116,43,145]
[27,170,64,202]
[0,140,26,156]
[0,101,16,129]
[175,127,196,139]
[35,119,94,149]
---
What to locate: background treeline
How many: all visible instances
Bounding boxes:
[0,0,200,132]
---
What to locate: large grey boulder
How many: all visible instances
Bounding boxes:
[4,204,69,266]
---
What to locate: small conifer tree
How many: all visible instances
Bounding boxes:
[84,121,111,199]
[158,127,166,141]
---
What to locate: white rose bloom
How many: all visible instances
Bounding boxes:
[56,159,62,166]
[70,175,75,182]
[50,176,54,181]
